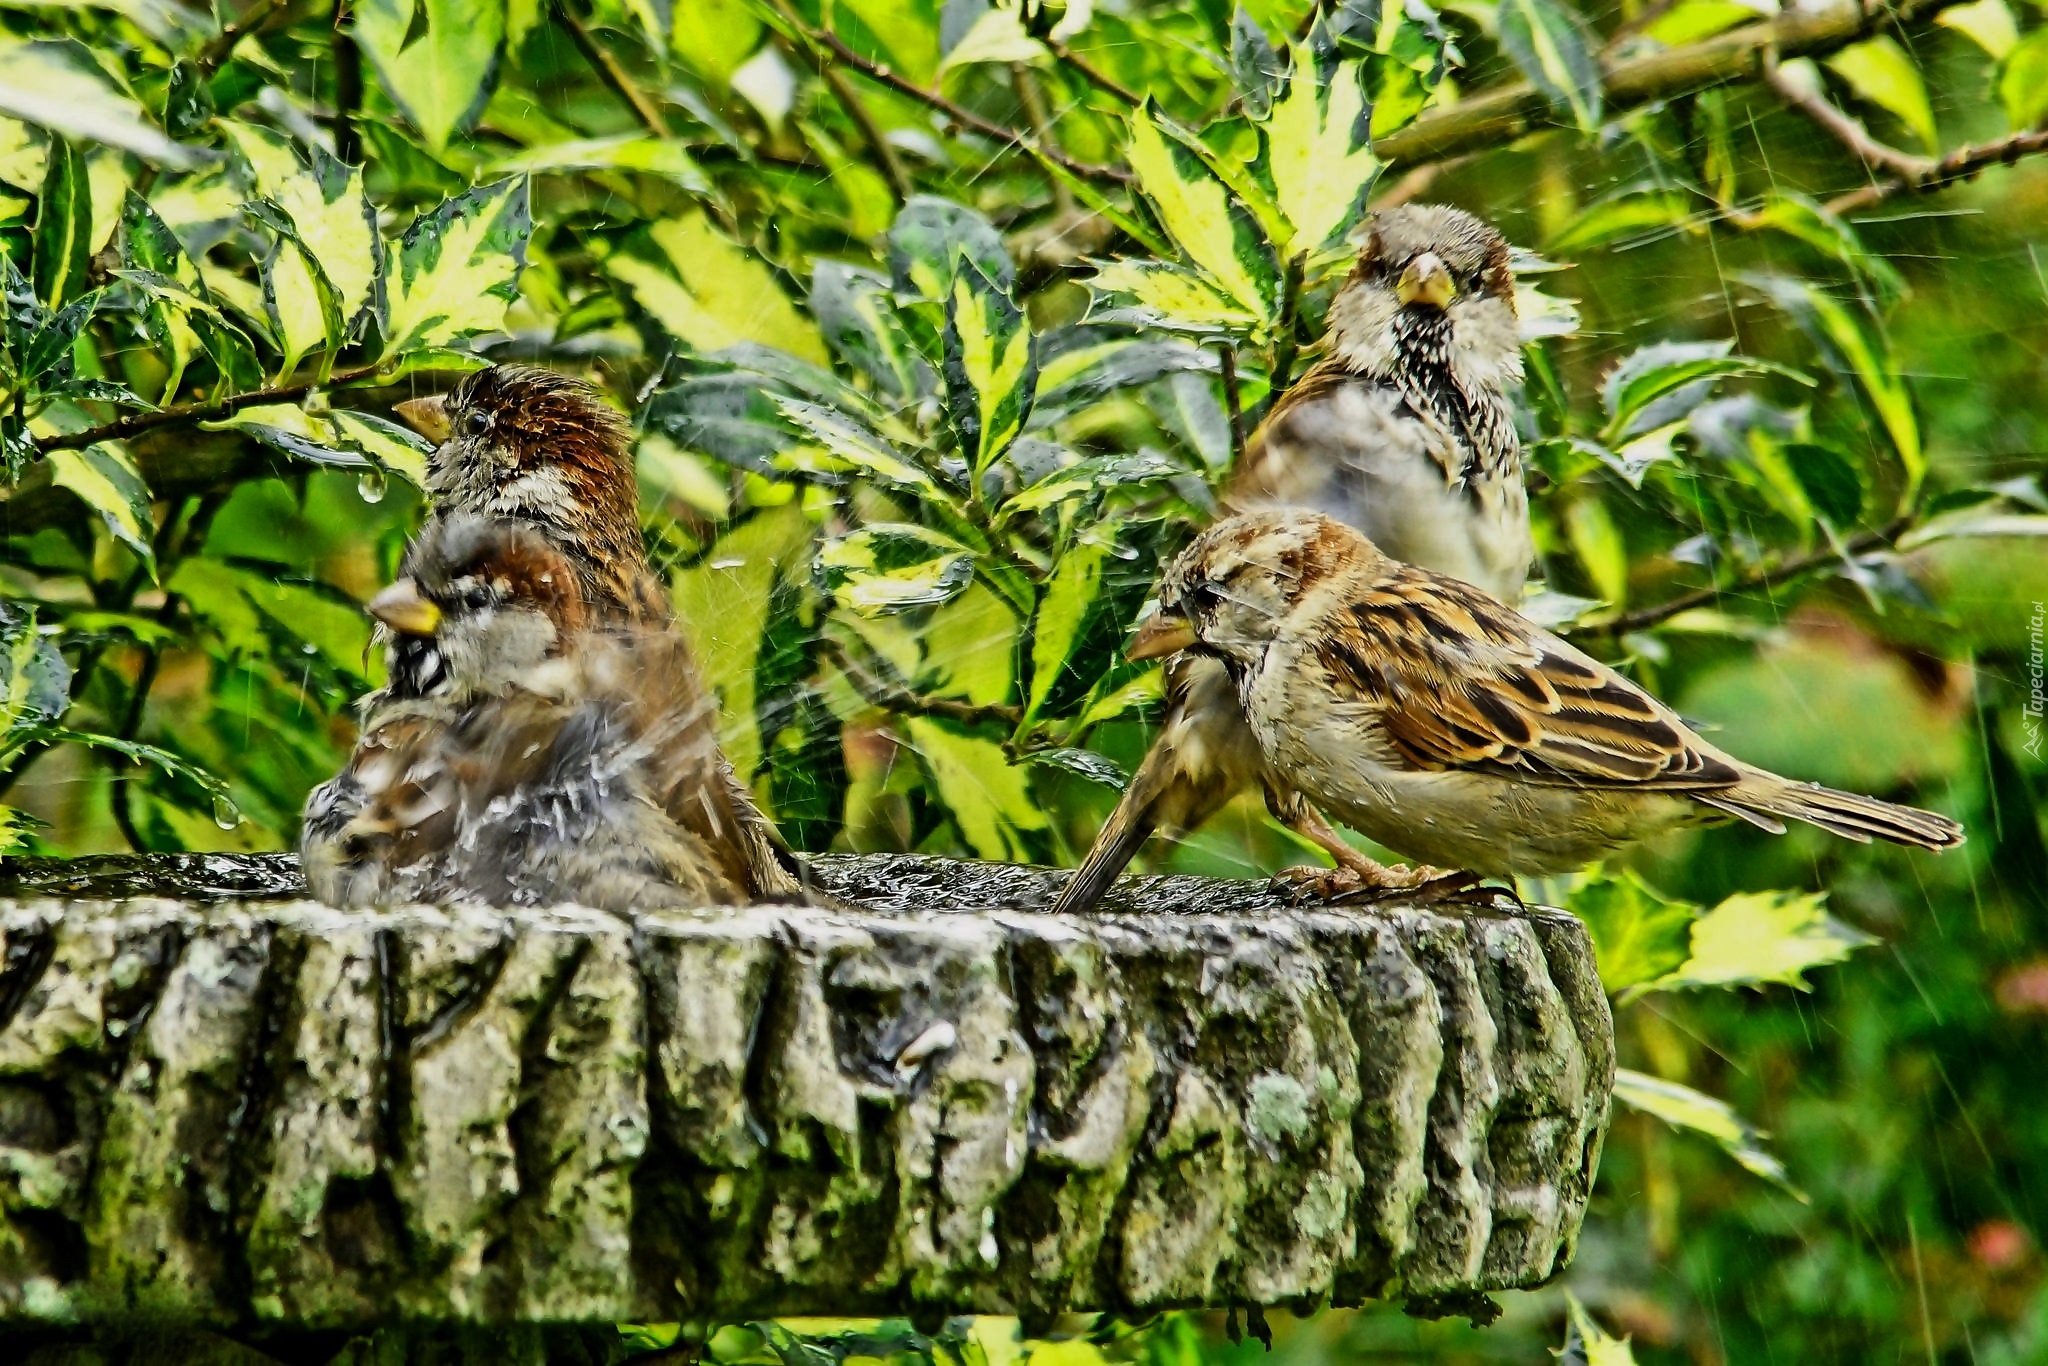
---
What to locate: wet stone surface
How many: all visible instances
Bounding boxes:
[0,853,1611,1328]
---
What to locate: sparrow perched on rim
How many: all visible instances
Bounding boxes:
[384,364,811,903]
[1119,509,1962,882]
[301,515,779,910]
[1053,205,1532,913]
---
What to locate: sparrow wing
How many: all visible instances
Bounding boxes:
[1315,564,1742,790]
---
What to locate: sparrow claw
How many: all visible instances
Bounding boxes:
[1267,861,1482,906]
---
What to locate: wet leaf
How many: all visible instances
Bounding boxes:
[887,195,1013,303]
[815,524,977,617]
[1613,1069,1805,1197]
[811,261,931,401]
[606,209,827,364]
[0,39,208,168]
[381,176,531,356]
[1258,42,1379,252]
[47,440,154,567]
[1653,889,1877,992]
[1124,100,1281,323]
[942,258,1036,475]
[32,135,88,308]
[352,0,506,150]
[1497,0,1603,133]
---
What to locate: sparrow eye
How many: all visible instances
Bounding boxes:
[1188,581,1224,614]
[460,584,493,611]
[463,410,491,437]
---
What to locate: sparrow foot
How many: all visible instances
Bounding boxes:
[1267,861,1482,906]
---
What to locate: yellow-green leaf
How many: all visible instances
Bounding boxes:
[773,397,950,504]
[1568,867,1697,991]
[1613,1069,1805,1196]
[943,261,1036,474]
[2000,28,2048,130]
[816,525,977,617]
[381,177,531,356]
[0,38,206,168]
[1026,535,1110,721]
[606,210,828,364]
[904,717,1047,862]
[1936,0,2018,58]
[1496,0,1603,133]
[1653,889,1876,992]
[1564,1293,1641,1366]
[1259,45,1379,252]
[221,123,376,338]
[485,134,711,190]
[1085,260,1261,334]
[940,5,1047,70]
[47,442,153,567]
[1124,101,1279,322]
[351,0,506,150]
[1826,36,1938,150]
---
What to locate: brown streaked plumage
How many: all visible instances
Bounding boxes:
[1127,509,1962,882]
[381,367,819,904]
[1053,205,1535,914]
[303,516,796,910]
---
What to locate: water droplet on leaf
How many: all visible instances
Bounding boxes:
[211,794,241,830]
[358,468,388,503]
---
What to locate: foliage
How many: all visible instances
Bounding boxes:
[1,0,2046,1356]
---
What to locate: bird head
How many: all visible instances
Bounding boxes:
[1325,204,1522,391]
[368,513,590,700]
[1130,510,1369,672]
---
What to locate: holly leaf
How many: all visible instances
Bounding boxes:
[380,177,530,356]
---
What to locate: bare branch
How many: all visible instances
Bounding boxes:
[1763,48,1933,180]
[1563,515,1913,640]
[552,0,671,139]
[1827,127,2048,213]
[32,363,384,456]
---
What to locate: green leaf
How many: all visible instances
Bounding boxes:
[351,0,506,150]
[224,125,380,344]
[1547,186,1692,255]
[1652,889,1877,993]
[32,135,89,308]
[904,717,1047,862]
[1002,450,1180,517]
[773,396,952,504]
[810,261,930,401]
[1230,6,1285,119]
[0,39,207,168]
[19,287,99,384]
[485,134,711,190]
[1569,867,1697,991]
[939,5,1047,69]
[1936,0,2018,58]
[942,259,1036,476]
[1124,100,1280,323]
[47,441,153,568]
[606,210,828,365]
[815,524,977,617]
[1085,260,1262,335]
[1826,37,1938,150]
[1564,1292,1641,1366]
[1032,337,1216,422]
[0,603,72,733]
[1613,1069,1805,1197]
[1740,192,1905,302]
[1258,43,1379,252]
[887,195,1013,303]
[2000,28,2048,130]
[1026,535,1110,721]
[165,557,267,658]
[1565,495,1628,606]
[1743,274,1921,502]
[329,409,433,487]
[1780,439,1865,528]
[1600,340,1808,444]
[118,192,205,400]
[201,403,369,467]
[1496,0,1603,133]
[380,176,531,356]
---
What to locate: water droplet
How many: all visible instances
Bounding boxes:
[358,468,388,503]
[211,794,241,830]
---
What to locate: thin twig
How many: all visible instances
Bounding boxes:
[819,58,912,201]
[32,362,383,455]
[1374,0,1970,169]
[765,0,1131,186]
[1047,40,1139,105]
[1218,345,1245,467]
[1826,127,2048,213]
[1563,514,1912,639]
[552,0,671,138]
[196,0,288,74]
[1763,47,1933,180]
[820,638,1024,728]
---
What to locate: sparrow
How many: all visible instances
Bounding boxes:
[389,364,813,903]
[1120,509,1962,883]
[1053,205,1533,913]
[301,515,783,910]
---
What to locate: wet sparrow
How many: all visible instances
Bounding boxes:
[302,515,787,910]
[1053,205,1533,913]
[1122,509,1962,885]
[391,364,812,902]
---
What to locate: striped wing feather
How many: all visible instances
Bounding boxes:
[1316,565,1742,791]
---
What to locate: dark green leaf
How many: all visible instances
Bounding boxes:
[1496,0,1603,132]
[811,260,931,401]
[942,257,1036,475]
[1231,6,1286,119]
[1781,440,1864,527]
[887,195,1013,302]
[1570,867,1697,991]
[31,137,89,308]
[162,59,214,140]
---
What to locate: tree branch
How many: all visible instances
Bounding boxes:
[1563,515,1912,640]
[552,0,671,139]
[1047,40,1139,105]
[1374,0,1969,170]
[820,58,913,202]
[1763,48,1933,180]
[31,363,383,456]
[820,638,1023,728]
[1826,127,2048,214]
[764,0,1132,187]
[196,0,289,75]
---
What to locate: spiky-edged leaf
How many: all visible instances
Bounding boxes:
[1570,868,1697,991]
[32,135,89,307]
[606,210,827,364]
[816,524,977,617]
[1125,101,1280,322]
[47,441,153,566]
[352,0,506,150]
[812,261,930,401]
[380,177,530,356]
[942,260,1036,475]
[1653,890,1877,993]
[774,396,950,503]
[1259,43,1379,252]
[1085,260,1263,335]
[887,195,1012,302]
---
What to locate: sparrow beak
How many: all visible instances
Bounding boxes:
[1396,252,1457,311]
[394,394,452,444]
[1127,610,1197,662]
[367,579,442,636]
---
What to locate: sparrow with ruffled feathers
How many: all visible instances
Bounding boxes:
[302,515,773,910]
[1122,510,1962,880]
[363,364,813,903]
[1054,205,1533,913]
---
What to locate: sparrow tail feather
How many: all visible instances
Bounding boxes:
[1717,776,1964,851]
